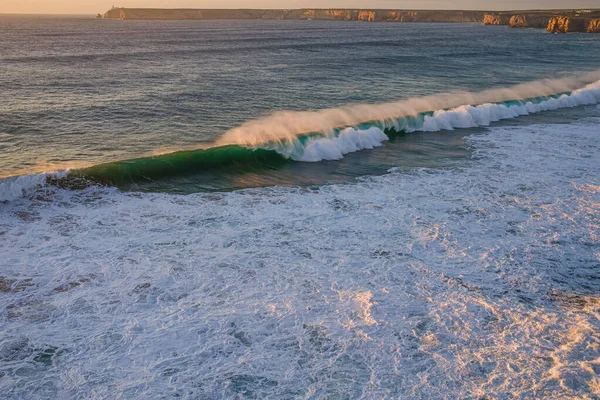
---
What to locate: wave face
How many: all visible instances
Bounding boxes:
[70,146,287,186]
[1,76,599,195]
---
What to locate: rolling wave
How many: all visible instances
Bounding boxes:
[1,74,599,200]
[71,146,287,185]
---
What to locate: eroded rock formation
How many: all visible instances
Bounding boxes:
[587,19,600,33]
[547,16,585,33]
[546,16,600,33]
[483,14,510,25]
[509,15,551,29]
[100,7,600,34]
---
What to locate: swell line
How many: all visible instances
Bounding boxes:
[1,74,599,201]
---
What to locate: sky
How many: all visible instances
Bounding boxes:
[2,1,600,15]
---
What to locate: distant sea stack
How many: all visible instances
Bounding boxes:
[101,7,600,33]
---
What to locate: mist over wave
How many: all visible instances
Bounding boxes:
[218,71,600,147]
[266,77,600,162]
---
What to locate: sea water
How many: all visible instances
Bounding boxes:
[1,15,600,399]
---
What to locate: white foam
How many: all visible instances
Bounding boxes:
[421,81,600,132]
[292,126,388,162]
[1,118,599,398]
[0,171,69,202]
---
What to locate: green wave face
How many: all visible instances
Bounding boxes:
[71,145,288,187]
[59,90,590,193]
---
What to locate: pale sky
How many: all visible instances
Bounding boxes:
[2,1,600,15]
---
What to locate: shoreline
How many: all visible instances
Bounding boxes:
[99,7,600,33]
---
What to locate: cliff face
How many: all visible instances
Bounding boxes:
[103,8,485,23]
[547,16,585,33]
[588,19,600,33]
[103,8,292,20]
[101,7,600,34]
[358,11,376,22]
[546,16,600,33]
[508,15,551,29]
[483,14,510,25]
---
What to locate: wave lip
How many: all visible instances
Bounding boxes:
[217,71,600,148]
[265,79,600,163]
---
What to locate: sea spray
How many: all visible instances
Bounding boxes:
[217,71,600,147]
[265,79,600,162]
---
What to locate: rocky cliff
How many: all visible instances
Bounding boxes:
[483,14,511,25]
[103,8,485,23]
[485,11,600,32]
[508,15,551,29]
[588,19,600,33]
[547,16,585,33]
[101,7,600,33]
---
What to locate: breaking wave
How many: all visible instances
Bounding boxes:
[1,74,599,197]
[0,171,69,202]
[217,71,600,146]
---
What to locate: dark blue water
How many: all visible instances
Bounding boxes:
[1,15,599,189]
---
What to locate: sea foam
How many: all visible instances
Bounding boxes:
[0,171,68,202]
[1,118,599,398]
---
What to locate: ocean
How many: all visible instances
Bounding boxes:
[1,15,600,399]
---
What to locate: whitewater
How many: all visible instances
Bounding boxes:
[1,115,600,398]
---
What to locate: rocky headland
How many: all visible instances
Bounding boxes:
[483,10,600,32]
[101,8,600,33]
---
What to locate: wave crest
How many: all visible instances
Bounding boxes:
[217,71,600,147]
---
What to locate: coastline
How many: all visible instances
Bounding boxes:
[100,7,600,33]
